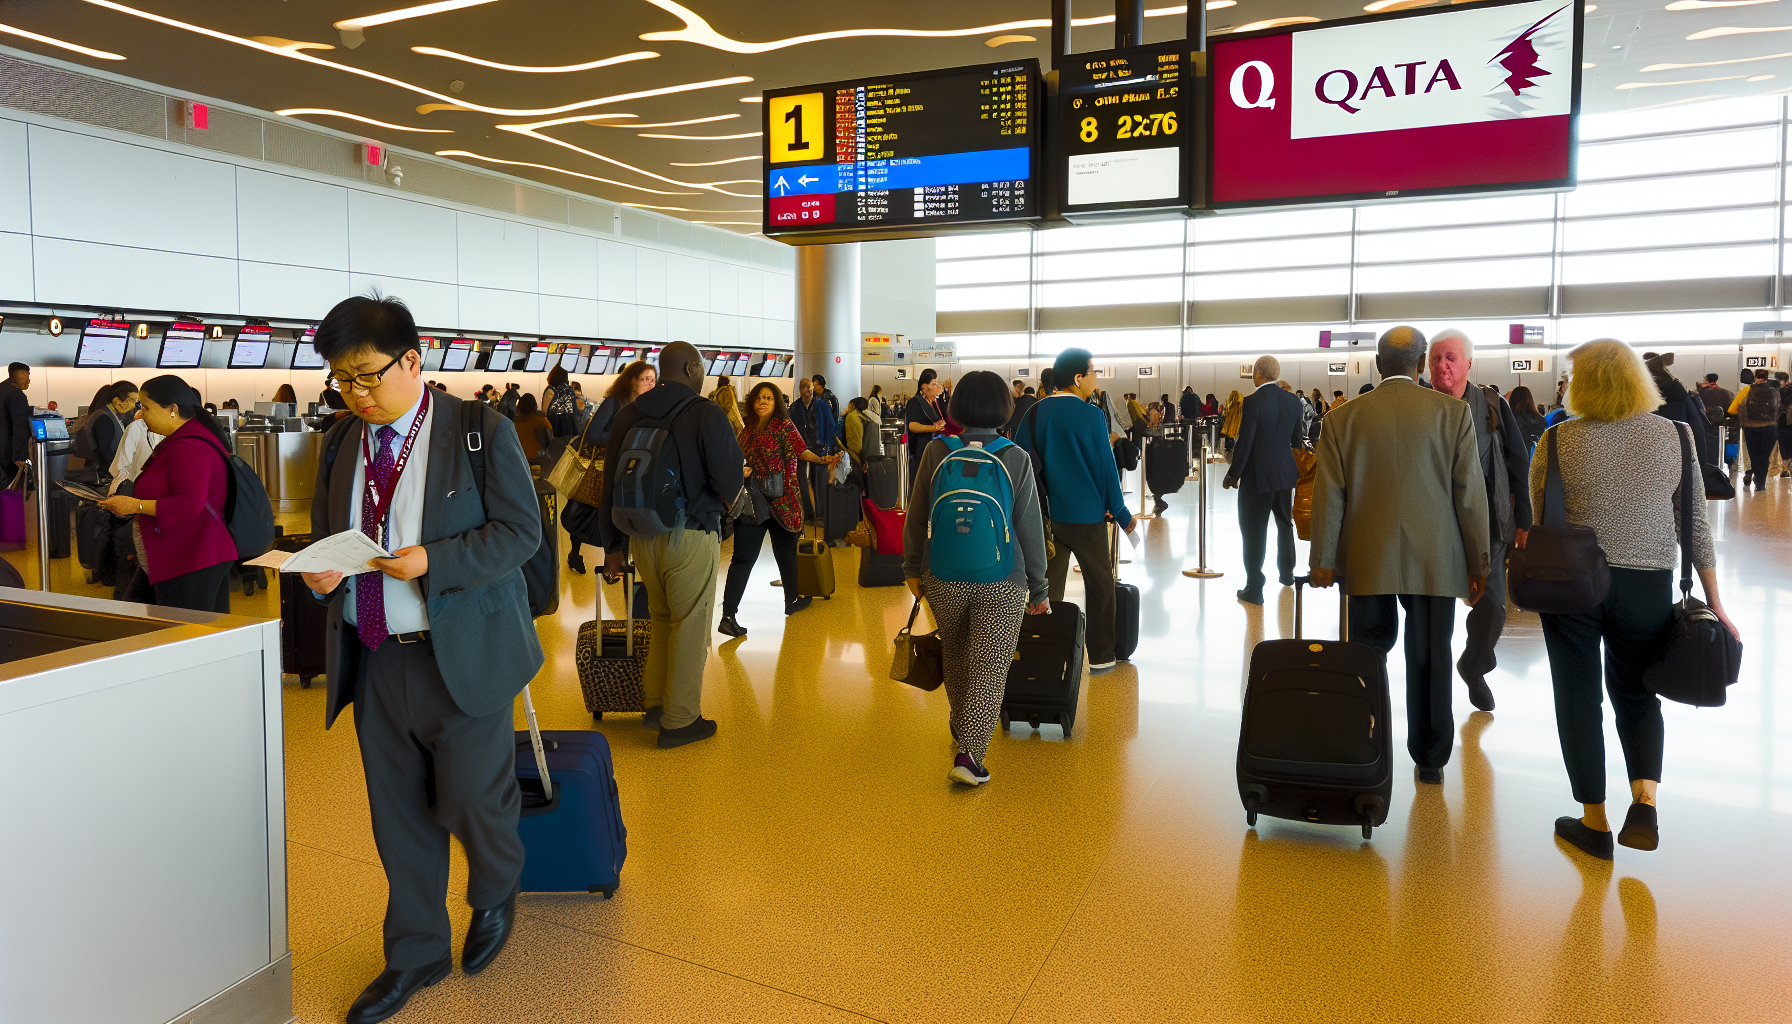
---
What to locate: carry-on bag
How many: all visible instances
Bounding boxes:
[890,600,944,691]
[866,455,903,510]
[1146,435,1189,497]
[794,527,835,599]
[75,503,111,572]
[46,488,71,560]
[824,481,860,544]
[0,473,23,552]
[1642,422,1743,707]
[1001,600,1086,734]
[573,563,651,719]
[1292,445,1317,541]
[862,499,905,556]
[513,684,627,896]
[858,546,905,588]
[1508,427,1610,614]
[1109,522,1140,662]
[1236,576,1392,839]
[273,530,328,687]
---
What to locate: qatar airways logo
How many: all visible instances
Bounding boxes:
[1239,0,1575,140]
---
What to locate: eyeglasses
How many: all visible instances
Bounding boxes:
[327,352,405,393]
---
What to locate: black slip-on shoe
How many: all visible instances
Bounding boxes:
[641,705,663,730]
[346,957,452,1024]
[1617,801,1659,851]
[461,891,517,976]
[1555,815,1615,860]
[1235,588,1264,606]
[658,717,717,749]
[1416,766,1444,785]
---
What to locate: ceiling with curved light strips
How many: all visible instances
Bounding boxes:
[1,0,1788,231]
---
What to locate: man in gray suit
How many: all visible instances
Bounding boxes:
[303,296,544,1024]
[1222,354,1306,605]
[1310,326,1490,784]
[1429,329,1533,712]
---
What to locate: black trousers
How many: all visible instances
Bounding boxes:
[353,639,524,969]
[1778,425,1792,461]
[1743,425,1776,487]
[1349,593,1458,770]
[1539,567,1670,805]
[152,560,233,613]
[722,514,799,616]
[1045,520,1117,664]
[1236,486,1294,595]
[1459,538,1509,680]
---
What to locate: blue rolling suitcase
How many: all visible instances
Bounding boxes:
[514,686,628,897]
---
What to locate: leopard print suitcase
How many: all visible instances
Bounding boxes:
[575,618,652,718]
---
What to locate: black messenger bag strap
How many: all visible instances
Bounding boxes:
[1543,427,1566,528]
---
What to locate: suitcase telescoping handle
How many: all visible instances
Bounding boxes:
[615,560,636,656]
[1290,575,1349,642]
[521,683,552,802]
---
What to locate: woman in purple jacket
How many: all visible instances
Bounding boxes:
[96,375,239,612]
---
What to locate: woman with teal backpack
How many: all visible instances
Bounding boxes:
[903,371,1049,787]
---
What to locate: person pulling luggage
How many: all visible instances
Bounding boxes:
[903,371,1048,786]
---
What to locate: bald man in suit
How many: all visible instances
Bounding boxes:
[1309,326,1490,784]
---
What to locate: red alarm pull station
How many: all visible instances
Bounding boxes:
[364,144,384,166]
[185,102,209,130]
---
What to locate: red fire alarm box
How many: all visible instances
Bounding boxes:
[364,144,384,166]
[184,101,209,130]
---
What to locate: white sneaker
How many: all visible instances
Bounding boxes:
[1089,660,1117,673]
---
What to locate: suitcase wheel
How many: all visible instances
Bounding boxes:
[1059,713,1073,734]
[1246,810,1257,827]
[1027,714,1040,730]
[587,884,618,899]
[1361,824,1373,840]
[592,711,603,721]
[999,713,1010,730]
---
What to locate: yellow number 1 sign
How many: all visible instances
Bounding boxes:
[768,93,823,164]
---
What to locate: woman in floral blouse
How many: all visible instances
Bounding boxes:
[719,382,840,637]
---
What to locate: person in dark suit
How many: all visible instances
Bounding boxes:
[302,296,544,1024]
[1222,355,1306,605]
[0,362,31,487]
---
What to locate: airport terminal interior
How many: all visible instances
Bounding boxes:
[1,1,1790,1022]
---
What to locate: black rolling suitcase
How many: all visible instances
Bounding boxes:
[1146,434,1189,496]
[866,456,902,510]
[76,504,111,574]
[275,531,329,687]
[857,546,904,587]
[824,480,859,544]
[46,489,71,559]
[1236,577,1392,839]
[1109,523,1140,661]
[1001,600,1086,734]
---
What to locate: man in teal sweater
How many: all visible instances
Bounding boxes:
[1013,347,1137,671]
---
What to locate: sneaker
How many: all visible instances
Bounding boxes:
[1089,660,1117,674]
[948,753,990,786]
[658,716,717,749]
[717,615,747,638]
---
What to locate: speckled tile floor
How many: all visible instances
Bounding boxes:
[13,477,1788,1023]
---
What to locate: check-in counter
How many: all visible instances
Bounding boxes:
[236,430,324,513]
[0,589,288,1024]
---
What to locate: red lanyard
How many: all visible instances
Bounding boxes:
[361,387,430,538]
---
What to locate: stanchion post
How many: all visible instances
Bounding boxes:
[1136,431,1155,520]
[33,442,49,591]
[1181,435,1223,579]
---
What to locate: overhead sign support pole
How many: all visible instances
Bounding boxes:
[1051,0,1074,70]
[1116,0,1145,48]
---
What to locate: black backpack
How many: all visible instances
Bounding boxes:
[610,395,702,539]
[1744,381,1780,426]
[168,432,276,560]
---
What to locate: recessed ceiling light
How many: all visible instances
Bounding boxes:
[1750,73,1778,78]
[0,22,125,59]
[1641,50,1792,70]
[638,131,763,140]
[80,1,751,118]
[277,108,454,132]
[591,114,738,128]
[739,96,763,103]
[1618,74,1752,86]
[248,36,335,52]
[1665,0,1778,8]
[1585,3,1597,10]
[334,0,498,32]
[620,204,760,212]
[494,121,753,193]
[435,150,700,194]
[410,46,659,72]
[1208,1,1238,9]
[986,34,1037,46]
[1363,1,1431,13]
[1234,16,1322,31]
[1583,62,1597,67]
[1687,24,1792,38]
[670,155,761,166]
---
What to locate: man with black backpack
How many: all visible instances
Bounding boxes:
[598,340,745,750]
[1736,368,1780,492]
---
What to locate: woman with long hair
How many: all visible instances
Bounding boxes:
[511,392,553,463]
[564,360,658,574]
[94,375,239,612]
[1310,388,1327,414]
[718,381,840,636]
[1508,385,1547,452]
[273,383,298,407]
[709,376,744,434]
[1202,392,1220,417]
[904,369,947,483]
[867,383,885,418]
[543,363,580,436]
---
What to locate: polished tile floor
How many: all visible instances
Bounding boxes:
[12,472,1791,1023]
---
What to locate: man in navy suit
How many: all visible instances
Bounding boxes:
[1223,355,1307,605]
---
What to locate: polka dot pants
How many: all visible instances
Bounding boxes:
[921,573,1027,767]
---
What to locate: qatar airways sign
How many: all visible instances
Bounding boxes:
[1211,0,1581,207]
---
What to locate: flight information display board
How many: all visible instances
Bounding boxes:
[1210,0,1580,208]
[229,325,272,368]
[763,59,1041,242]
[1057,42,1199,218]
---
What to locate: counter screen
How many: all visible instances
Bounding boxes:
[76,318,131,368]
[524,344,553,372]
[587,347,615,374]
[291,328,326,369]
[559,347,582,372]
[441,340,474,371]
[229,325,272,368]
[763,59,1041,241]
[157,322,206,368]
[1057,42,1193,216]
[487,344,514,371]
[730,354,751,376]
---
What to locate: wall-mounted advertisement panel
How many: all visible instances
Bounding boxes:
[1210,0,1581,209]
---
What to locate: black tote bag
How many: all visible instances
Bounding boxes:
[1642,422,1743,706]
[1508,428,1611,615]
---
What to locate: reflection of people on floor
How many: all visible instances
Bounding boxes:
[1232,830,1393,1012]
[1548,856,1661,1021]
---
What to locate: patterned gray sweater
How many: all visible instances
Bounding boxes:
[1530,414,1715,572]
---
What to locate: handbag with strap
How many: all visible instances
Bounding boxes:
[1291,444,1317,541]
[751,427,789,498]
[1508,427,1611,614]
[890,599,944,691]
[546,437,590,497]
[1642,422,1743,706]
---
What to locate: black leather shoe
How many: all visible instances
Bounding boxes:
[659,716,717,749]
[1618,801,1659,851]
[717,615,747,638]
[1457,660,1496,712]
[1235,588,1264,606]
[567,552,587,575]
[785,596,813,615]
[1555,815,1615,860]
[1416,766,1444,785]
[461,892,517,976]
[641,705,663,730]
[345,956,451,1024]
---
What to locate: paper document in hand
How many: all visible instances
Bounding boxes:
[244,530,392,574]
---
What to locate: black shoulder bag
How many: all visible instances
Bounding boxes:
[1508,427,1611,614]
[1642,422,1743,706]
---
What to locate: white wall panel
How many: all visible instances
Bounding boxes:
[238,262,351,321]
[347,191,456,282]
[459,286,538,334]
[538,229,597,299]
[765,274,795,321]
[597,300,637,339]
[765,319,794,348]
[737,317,764,348]
[708,263,738,315]
[736,268,763,318]
[667,307,708,344]
[35,237,236,312]
[29,127,236,258]
[636,305,667,342]
[236,169,348,271]
[597,239,635,302]
[708,313,739,346]
[635,248,666,308]
[457,212,536,293]
[0,232,32,300]
[539,294,598,336]
[663,254,707,311]
[0,120,28,235]
[348,274,456,329]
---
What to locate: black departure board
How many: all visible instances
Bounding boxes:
[1056,42,1201,218]
[763,60,1041,242]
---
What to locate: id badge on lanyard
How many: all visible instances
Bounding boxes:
[362,387,431,547]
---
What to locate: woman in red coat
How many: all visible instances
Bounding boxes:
[96,375,239,612]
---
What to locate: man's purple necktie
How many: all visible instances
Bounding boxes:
[356,425,398,650]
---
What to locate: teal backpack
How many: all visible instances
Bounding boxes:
[927,436,1017,583]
